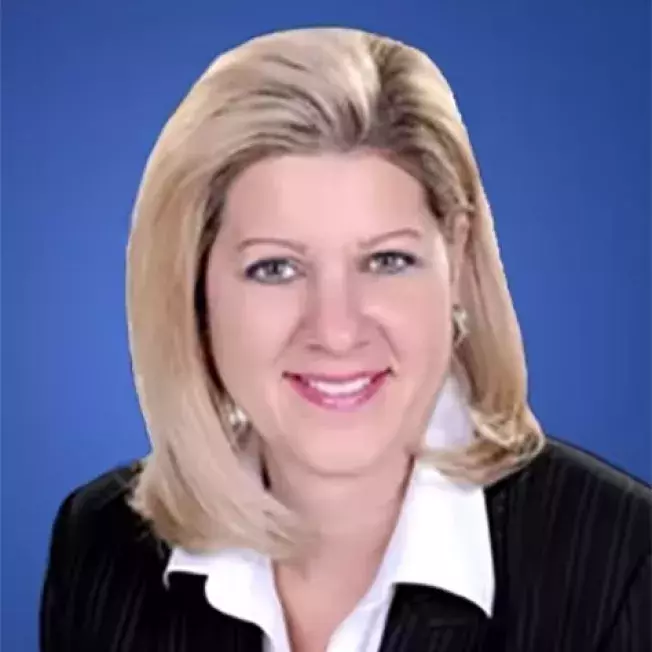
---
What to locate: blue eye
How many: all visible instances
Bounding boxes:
[244,258,300,284]
[366,251,419,275]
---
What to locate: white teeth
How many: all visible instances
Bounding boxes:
[308,377,372,396]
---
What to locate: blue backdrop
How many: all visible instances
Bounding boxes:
[2,1,650,649]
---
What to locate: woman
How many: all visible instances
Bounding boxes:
[41,27,650,652]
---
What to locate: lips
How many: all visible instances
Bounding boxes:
[283,369,391,411]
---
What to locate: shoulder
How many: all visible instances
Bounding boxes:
[57,462,141,530]
[542,435,649,490]
[493,435,651,549]
[488,436,651,642]
[515,436,650,529]
[47,461,167,571]
[41,465,200,648]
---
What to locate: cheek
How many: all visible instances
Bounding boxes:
[368,264,453,366]
[380,288,452,370]
[410,241,455,356]
[205,275,302,382]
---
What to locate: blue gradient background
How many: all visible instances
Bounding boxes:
[2,1,650,649]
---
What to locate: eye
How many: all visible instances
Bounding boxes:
[365,250,420,275]
[244,258,301,284]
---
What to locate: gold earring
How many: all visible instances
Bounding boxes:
[452,304,469,347]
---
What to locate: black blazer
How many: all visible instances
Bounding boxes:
[41,437,651,651]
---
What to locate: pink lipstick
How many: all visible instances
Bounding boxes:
[284,369,390,411]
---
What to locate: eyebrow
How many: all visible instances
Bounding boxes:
[359,227,424,249]
[236,237,307,254]
[235,227,424,254]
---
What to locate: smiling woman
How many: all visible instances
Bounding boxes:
[40,27,650,652]
[206,153,468,480]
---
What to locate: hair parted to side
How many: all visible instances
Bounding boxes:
[126,27,545,556]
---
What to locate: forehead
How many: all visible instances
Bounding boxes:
[220,152,433,240]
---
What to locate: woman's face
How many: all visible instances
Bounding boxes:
[206,152,467,477]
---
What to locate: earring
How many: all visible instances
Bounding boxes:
[227,403,250,434]
[452,304,469,347]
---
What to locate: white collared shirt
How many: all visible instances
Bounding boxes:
[164,376,495,651]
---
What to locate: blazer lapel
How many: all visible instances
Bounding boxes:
[166,573,264,652]
[378,585,490,652]
[169,577,490,652]
[376,481,510,652]
[160,481,511,652]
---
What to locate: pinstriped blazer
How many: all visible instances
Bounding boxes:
[40,437,651,651]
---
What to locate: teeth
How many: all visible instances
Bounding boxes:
[308,377,372,396]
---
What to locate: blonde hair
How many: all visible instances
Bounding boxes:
[126,27,545,555]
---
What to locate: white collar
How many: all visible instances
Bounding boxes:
[164,376,495,626]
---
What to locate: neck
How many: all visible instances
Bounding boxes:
[264,448,413,575]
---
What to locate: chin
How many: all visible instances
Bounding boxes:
[285,425,407,478]
[258,377,425,476]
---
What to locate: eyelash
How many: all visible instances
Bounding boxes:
[366,250,420,275]
[244,258,302,284]
[243,250,421,284]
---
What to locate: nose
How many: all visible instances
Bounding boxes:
[304,269,367,356]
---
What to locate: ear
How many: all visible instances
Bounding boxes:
[447,213,470,304]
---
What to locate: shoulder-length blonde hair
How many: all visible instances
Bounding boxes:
[127,27,544,556]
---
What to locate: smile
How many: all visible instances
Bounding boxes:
[283,370,391,411]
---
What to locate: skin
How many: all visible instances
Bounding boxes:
[205,151,469,650]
